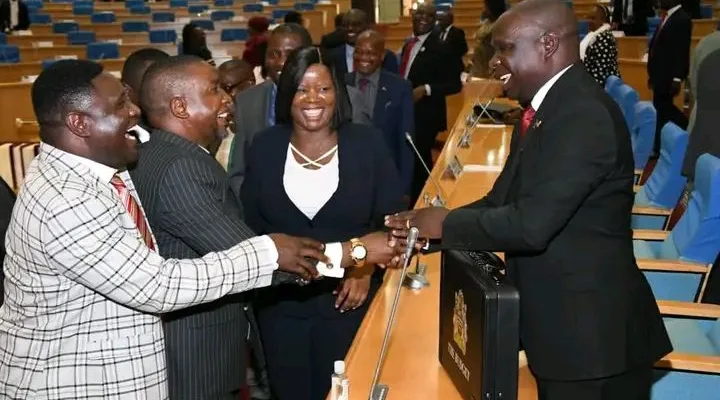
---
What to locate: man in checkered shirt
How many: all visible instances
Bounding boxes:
[0,60,331,399]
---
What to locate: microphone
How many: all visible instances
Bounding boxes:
[405,132,446,208]
[368,227,419,400]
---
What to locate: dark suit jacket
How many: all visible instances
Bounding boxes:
[241,123,406,318]
[648,8,692,93]
[227,80,275,201]
[401,31,462,135]
[439,25,469,73]
[681,49,720,179]
[328,45,399,78]
[441,64,672,380]
[129,130,263,399]
[320,28,346,50]
[345,70,415,195]
[0,1,29,31]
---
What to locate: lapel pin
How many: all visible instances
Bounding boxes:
[420,47,426,52]
[533,120,542,129]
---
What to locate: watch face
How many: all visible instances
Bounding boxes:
[352,245,367,260]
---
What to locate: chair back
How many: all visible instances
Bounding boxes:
[122,21,150,32]
[669,154,720,263]
[631,101,657,170]
[220,28,248,42]
[86,42,120,60]
[243,3,263,12]
[67,31,96,45]
[605,75,622,99]
[618,83,639,130]
[149,29,178,44]
[152,12,175,23]
[0,45,20,64]
[211,10,235,21]
[638,122,689,208]
[91,12,116,23]
[192,19,215,31]
[52,21,79,33]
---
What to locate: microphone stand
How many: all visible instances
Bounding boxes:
[368,228,419,400]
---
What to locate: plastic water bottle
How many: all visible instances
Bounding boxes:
[329,360,349,400]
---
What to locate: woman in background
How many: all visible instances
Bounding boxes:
[241,46,406,400]
[182,23,214,65]
[580,4,620,86]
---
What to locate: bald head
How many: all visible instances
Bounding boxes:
[356,30,384,48]
[489,0,579,104]
[344,8,369,45]
[218,59,255,98]
[354,30,386,75]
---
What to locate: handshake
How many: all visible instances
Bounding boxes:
[267,227,425,284]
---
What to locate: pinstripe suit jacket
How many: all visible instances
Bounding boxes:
[129,130,260,400]
[0,143,278,399]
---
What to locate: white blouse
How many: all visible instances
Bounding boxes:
[283,144,339,220]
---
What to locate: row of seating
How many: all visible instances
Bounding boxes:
[599,75,720,399]
[25,0,286,7]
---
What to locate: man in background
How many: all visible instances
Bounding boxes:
[611,0,654,36]
[0,0,29,31]
[121,48,170,108]
[320,12,347,50]
[346,30,415,201]
[436,8,469,75]
[400,3,461,203]
[215,59,256,169]
[227,23,312,199]
[327,9,399,77]
[647,0,691,153]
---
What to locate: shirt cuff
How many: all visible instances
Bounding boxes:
[425,84,432,96]
[317,242,345,278]
[253,235,280,288]
[672,78,682,83]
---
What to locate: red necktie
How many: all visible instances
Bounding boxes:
[399,37,419,77]
[358,77,369,92]
[519,106,536,137]
[110,175,155,250]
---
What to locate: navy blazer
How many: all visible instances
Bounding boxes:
[345,70,415,195]
[328,45,399,78]
[241,123,406,317]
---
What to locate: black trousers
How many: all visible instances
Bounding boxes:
[535,366,654,400]
[653,89,688,153]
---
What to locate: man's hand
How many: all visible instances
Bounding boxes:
[412,86,427,102]
[360,231,403,268]
[333,268,372,312]
[267,234,328,281]
[670,80,682,97]
[385,207,451,240]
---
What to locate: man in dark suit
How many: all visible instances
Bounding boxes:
[648,0,691,152]
[0,0,29,31]
[130,55,317,400]
[436,8,469,74]
[121,48,170,111]
[320,12,346,50]
[345,30,414,199]
[386,1,672,399]
[227,23,312,200]
[611,0,654,36]
[400,3,462,202]
[327,9,398,78]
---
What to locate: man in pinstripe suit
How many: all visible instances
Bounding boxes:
[129,55,288,400]
[0,59,327,400]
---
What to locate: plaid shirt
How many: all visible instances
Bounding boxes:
[0,143,278,399]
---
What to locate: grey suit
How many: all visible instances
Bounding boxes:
[129,130,265,400]
[228,80,275,201]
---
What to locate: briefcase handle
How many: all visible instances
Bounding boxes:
[463,251,505,274]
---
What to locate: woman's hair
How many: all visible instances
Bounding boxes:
[181,23,212,61]
[275,46,352,130]
[596,4,610,23]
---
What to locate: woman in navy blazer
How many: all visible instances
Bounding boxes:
[241,47,407,400]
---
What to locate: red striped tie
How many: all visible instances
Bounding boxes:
[519,106,536,137]
[110,175,155,250]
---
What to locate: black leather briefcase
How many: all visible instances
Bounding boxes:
[439,250,520,400]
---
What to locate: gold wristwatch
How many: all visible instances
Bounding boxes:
[350,238,367,267]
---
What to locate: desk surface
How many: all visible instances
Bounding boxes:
[337,81,538,400]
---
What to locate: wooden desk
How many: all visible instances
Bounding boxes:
[337,80,538,400]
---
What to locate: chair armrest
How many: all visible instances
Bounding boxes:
[632,205,672,216]
[633,229,670,240]
[658,300,720,318]
[637,259,709,273]
[656,352,720,374]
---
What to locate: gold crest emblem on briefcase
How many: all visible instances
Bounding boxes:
[453,290,468,355]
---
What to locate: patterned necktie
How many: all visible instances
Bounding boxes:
[519,106,536,137]
[358,77,369,93]
[399,37,420,77]
[110,175,155,250]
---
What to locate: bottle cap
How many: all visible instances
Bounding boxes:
[334,360,345,374]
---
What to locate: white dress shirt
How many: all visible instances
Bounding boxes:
[0,143,279,399]
[345,44,355,72]
[9,0,18,29]
[531,65,573,111]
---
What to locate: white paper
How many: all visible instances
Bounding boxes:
[463,164,503,172]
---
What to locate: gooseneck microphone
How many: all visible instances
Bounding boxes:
[405,133,446,207]
[369,227,420,400]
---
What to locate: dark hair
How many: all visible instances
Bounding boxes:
[182,23,213,61]
[283,11,303,24]
[334,12,345,28]
[32,59,104,144]
[270,23,313,47]
[121,48,170,91]
[275,46,351,131]
[139,54,207,123]
[596,4,610,22]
